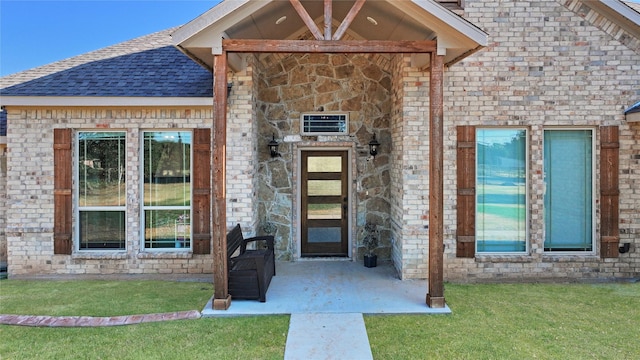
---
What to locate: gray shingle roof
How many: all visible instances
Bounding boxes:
[0,28,212,98]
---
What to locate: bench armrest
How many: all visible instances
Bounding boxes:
[241,235,275,253]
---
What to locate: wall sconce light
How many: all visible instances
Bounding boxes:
[368,133,380,157]
[268,134,280,158]
[619,243,630,254]
[227,83,233,97]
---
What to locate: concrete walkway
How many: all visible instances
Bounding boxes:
[203,261,450,360]
[285,313,373,360]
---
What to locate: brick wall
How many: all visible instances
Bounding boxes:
[5,107,215,276]
[389,55,435,279]
[3,0,638,280]
[437,0,640,281]
[0,145,6,263]
[227,64,259,233]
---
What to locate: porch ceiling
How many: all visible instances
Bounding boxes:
[172,0,488,70]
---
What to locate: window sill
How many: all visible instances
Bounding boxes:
[541,254,600,262]
[72,252,128,260]
[475,255,535,263]
[137,251,193,259]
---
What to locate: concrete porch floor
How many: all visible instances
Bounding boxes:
[202,260,451,316]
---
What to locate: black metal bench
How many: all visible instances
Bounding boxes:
[227,224,276,302]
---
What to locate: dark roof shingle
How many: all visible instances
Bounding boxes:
[0,28,212,98]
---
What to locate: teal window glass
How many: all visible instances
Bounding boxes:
[476,129,527,253]
[143,131,192,250]
[78,131,126,250]
[544,130,593,251]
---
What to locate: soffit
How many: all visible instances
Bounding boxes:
[172,0,488,70]
[588,0,640,40]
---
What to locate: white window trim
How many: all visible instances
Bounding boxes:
[542,127,596,255]
[475,127,529,255]
[140,130,193,252]
[75,130,127,253]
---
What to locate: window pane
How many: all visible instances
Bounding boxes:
[476,129,527,253]
[308,227,341,243]
[79,211,125,250]
[544,130,593,251]
[144,132,191,206]
[308,156,341,172]
[308,204,342,219]
[144,210,191,249]
[78,132,126,207]
[308,180,342,196]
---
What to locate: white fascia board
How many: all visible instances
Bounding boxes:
[172,0,273,48]
[0,96,213,107]
[601,0,640,26]
[408,0,488,46]
[172,0,253,45]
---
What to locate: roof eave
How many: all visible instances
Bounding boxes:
[591,0,640,39]
[172,0,273,50]
[173,0,488,66]
[627,112,640,122]
[407,0,489,47]
[0,96,213,107]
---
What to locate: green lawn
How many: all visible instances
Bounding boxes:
[0,280,212,316]
[366,283,640,359]
[1,317,289,360]
[1,280,638,359]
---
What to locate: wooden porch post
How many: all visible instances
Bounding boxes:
[426,52,446,308]
[212,51,231,310]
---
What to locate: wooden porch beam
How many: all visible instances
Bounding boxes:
[212,52,231,310]
[289,0,324,41]
[222,39,436,53]
[426,53,446,309]
[324,0,332,40]
[332,0,366,40]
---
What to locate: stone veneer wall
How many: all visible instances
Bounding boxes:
[438,0,640,281]
[5,107,214,276]
[254,53,393,261]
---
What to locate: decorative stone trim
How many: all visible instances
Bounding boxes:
[0,310,201,327]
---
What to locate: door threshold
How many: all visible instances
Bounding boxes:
[297,256,353,262]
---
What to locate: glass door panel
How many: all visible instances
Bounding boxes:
[301,151,349,256]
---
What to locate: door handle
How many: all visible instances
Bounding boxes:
[343,196,348,219]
